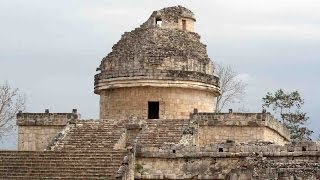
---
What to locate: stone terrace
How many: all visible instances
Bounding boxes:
[192,112,290,139]
[192,112,291,145]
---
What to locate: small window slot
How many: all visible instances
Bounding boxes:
[182,19,186,30]
[156,18,162,27]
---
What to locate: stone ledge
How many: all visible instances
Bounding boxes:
[138,142,320,158]
[94,70,219,92]
[139,151,320,158]
[95,79,220,95]
[17,109,79,126]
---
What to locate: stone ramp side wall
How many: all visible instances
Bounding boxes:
[18,126,65,151]
[16,109,79,151]
[192,112,290,145]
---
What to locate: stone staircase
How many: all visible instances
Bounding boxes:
[136,119,189,147]
[52,119,127,151]
[0,119,130,179]
[0,119,191,179]
[0,150,126,179]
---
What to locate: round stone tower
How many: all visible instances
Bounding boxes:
[94,6,220,120]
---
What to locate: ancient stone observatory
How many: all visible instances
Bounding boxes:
[2,5,320,180]
[94,6,220,119]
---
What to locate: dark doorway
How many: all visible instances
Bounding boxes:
[182,20,186,30]
[148,101,159,119]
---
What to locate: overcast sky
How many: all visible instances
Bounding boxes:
[1,0,320,149]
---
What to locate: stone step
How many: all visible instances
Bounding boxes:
[136,119,189,147]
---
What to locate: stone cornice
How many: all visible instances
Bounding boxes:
[17,110,79,126]
[94,70,220,94]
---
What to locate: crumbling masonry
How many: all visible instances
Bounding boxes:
[1,6,320,180]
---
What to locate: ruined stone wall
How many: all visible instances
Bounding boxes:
[180,18,195,32]
[140,6,195,32]
[97,28,214,77]
[17,110,78,151]
[135,142,320,179]
[135,156,320,179]
[100,87,216,119]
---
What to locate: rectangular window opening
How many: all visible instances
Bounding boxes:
[156,18,162,27]
[148,101,159,119]
[182,20,187,30]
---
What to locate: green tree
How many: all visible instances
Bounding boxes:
[262,89,313,141]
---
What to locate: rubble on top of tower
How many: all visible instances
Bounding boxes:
[96,6,218,95]
[140,5,195,29]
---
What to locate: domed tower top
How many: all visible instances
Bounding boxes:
[95,5,219,92]
[141,5,196,32]
[95,6,220,120]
